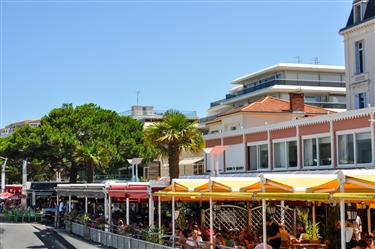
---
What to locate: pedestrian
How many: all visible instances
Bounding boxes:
[266,216,281,249]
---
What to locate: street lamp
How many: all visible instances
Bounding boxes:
[0,156,8,193]
[127,158,143,182]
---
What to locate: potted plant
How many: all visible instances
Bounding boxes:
[81,213,91,239]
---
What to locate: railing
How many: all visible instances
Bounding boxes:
[67,222,172,249]
[210,79,346,107]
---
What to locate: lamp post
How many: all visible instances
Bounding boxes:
[0,156,8,193]
[127,158,143,182]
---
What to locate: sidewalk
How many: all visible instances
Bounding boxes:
[51,227,107,249]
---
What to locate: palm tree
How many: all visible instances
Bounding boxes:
[145,110,204,179]
[73,143,111,183]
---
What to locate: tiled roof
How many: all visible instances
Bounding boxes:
[206,96,332,125]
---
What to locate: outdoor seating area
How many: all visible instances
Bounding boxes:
[51,169,375,249]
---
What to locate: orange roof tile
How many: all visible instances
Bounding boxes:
[206,96,333,125]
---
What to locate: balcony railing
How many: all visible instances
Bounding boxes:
[306,102,346,109]
[210,79,345,107]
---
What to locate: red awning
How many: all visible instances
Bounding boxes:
[107,184,149,199]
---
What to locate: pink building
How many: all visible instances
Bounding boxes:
[204,106,375,173]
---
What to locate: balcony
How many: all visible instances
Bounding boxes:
[210,79,345,107]
[306,102,346,109]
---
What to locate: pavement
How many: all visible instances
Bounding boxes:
[0,222,65,249]
[0,222,106,249]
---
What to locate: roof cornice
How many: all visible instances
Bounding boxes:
[339,17,375,35]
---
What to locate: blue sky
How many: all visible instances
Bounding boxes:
[1,0,352,126]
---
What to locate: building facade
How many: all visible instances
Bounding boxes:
[0,120,40,138]
[202,63,346,125]
[340,0,375,109]
[204,107,375,174]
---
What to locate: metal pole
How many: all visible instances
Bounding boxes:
[312,201,317,240]
[1,158,8,193]
[21,160,28,208]
[108,196,112,227]
[262,198,267,249]
[149,190,154,228]
[158,196,161,232]
[55,194,59,228]
[172,180,176,239]
[135,164,138,180]
[85,196,88,213]
[209,178,214,249]
[68,194,72,212]
[340,200,346,249]
[281,201,285,226]
[126,197,130,225]
[131,164,134,179]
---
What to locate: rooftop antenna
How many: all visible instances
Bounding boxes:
[294,56,301,64]
[136,90,141,107]
[313,57,320,64]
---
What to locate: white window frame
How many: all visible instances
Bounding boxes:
[247,141,270,171]
[302,133,332,169]
[354,40,365,75]
[272,137,298,170]
[336,128,372,168]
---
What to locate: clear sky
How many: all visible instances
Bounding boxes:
[1,0,352,126]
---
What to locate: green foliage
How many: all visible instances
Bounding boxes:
[0,103,155,183]
[145,110,204,179]
[297,207,321,239]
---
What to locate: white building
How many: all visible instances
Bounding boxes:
[340,0,375,109]
[202,63,346,126]
[0,120,40,138]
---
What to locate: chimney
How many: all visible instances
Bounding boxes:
[289,93,305,112]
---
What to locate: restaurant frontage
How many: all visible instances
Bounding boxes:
[55,169,375,249]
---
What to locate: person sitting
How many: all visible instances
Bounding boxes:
[279,224,290,248]
[266,216,281,249]
[186,229,203,248]
[356,240,369,249]
[255,236,273,249]
[215,233,226,249]
[295,226,310,243]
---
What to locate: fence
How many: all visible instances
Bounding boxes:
[67,222,172,249]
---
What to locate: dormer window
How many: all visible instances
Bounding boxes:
[353,0,368,24]
[354,4,362,23]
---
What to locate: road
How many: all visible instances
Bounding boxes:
[0,223,66,249]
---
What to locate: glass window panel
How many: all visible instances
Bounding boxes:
[249,146,257,170]
[274,142,286,168]
[287,141,298,167]
[303,138,317,167]
[338,134,354,164]
[356,132,372,164]
[259,144,268,169]
[318,137,331,166]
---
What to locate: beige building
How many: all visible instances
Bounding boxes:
[340,0,375,109]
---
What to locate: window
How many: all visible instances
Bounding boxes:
[319,137,332,166]
[303,136,331,167]
[274,142,286,168]
[354,4,362,23]
[303,139,317,166]
[287,141,298,167]
[356,132,372,164]
[248,143,268,170]
[355,92,367,109]
[355,40,365,74]
[338,134,354,165]
[273,140,297,169]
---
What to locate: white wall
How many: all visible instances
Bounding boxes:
[225,143,245,171]
[342,19,375,109]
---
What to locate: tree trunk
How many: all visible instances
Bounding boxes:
[168,143,180,179]
[86,164,94,183]
[69,162,78,183]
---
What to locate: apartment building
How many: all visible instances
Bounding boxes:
[203,63,346,126]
